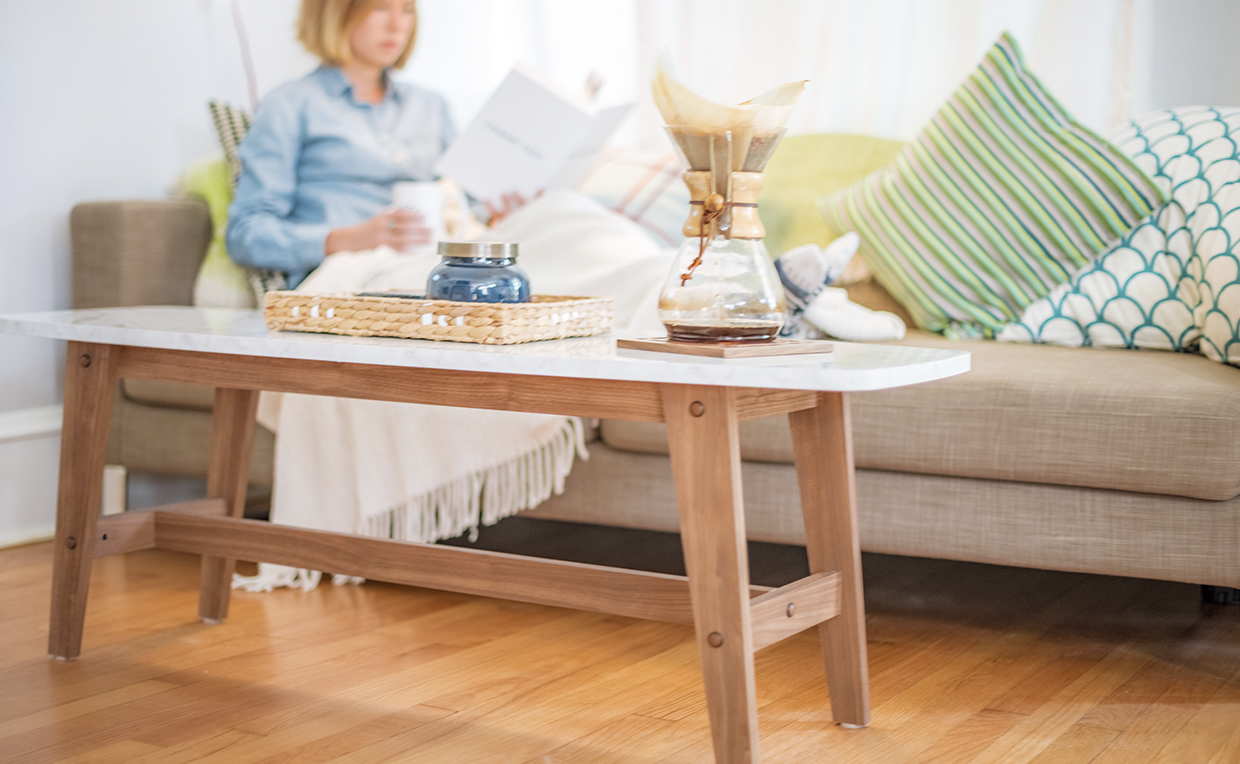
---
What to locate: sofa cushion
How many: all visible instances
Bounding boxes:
[526,446,1240,587]
[109,392,275,488]
[70,200,210,310]
[122,379,216,411]
[599,332,1240,501]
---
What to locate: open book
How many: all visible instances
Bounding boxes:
[434,65,632,202]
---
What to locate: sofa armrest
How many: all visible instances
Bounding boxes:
[71,199,211,309]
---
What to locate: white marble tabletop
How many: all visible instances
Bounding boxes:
[0,307,969,393]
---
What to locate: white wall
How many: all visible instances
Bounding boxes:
[0,0,313,545]
[3,0,1240,547]
[1146,0,1240,112]
[1,2,203,544]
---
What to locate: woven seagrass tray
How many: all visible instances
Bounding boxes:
[264,291,614,345]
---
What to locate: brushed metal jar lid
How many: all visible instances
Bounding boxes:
[437,241,518,262]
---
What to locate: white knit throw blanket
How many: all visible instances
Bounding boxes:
[235,192,671,592]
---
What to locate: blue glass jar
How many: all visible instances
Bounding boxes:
[426,242,530,303]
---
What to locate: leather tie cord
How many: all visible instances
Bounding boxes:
[680,198,759,286]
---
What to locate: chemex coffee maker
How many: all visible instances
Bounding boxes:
[653,65,805,343]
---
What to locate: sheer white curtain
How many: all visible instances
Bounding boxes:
[214,0,1141,144]
[633,0,1140,142]
[405,0,642,130]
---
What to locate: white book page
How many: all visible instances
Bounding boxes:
[545,104,634,190]
[434,65,595,201]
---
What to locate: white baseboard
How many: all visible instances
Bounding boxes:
[0,405,63,445]
[0,405,64,548]
[0,526,55,549]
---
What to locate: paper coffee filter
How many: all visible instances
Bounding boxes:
[652,62,805,131]
[652,62,805,174]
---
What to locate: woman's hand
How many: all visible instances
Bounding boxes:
[325,209,431,255]
[484,192,529,227]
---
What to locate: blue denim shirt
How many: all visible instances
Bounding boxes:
[226,66,455,286]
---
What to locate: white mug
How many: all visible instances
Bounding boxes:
[392,181,445,251]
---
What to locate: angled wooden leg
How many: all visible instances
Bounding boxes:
[788,391,871,727]
[663,384,759,764]
[49,342,118,659]
[198,387,259,622]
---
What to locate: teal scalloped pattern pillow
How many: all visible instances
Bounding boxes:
[999,107,1240,366]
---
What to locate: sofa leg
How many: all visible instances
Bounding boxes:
[1202,585,1240,605]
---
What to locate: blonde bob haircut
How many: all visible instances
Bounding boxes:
[298,0,418,69]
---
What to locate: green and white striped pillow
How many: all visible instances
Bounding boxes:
[822,32,1168,338]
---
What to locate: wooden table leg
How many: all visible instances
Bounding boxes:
[663,384,759,764]
[49,342,118,659]
[198,387,259,623]
[788,391,871,727]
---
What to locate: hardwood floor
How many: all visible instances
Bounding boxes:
[2,517,1238,764]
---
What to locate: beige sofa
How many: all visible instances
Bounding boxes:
[71,200,1240,589]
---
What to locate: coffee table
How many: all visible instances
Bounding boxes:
[0,306,969,764]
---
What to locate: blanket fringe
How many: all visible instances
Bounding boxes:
[233,417,588,593]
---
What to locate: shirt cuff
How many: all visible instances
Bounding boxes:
[288,223,334,272]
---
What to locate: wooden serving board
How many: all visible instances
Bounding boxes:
[617,337,834,358]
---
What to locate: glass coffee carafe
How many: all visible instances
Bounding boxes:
[658,125,788,342]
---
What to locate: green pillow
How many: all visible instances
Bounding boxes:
[761,133,903,258]
[181,156,256,308]
[821,32,1168,338]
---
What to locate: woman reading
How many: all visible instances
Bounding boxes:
[224,0,670,591]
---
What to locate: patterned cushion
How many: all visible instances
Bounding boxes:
[572,148,689,246]
[1000,107,1240,367]
[821,32,1167,339]
[208,101,252,184]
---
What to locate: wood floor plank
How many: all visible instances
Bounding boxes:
[329,621,697,763]
[1076,658,1184,732]
[1205,715,1240,764]
[1147,662,1240,764]
[0,679,179,739]
[295,622,689,764]
[247,708,457,764]
[965,643,1152,764]
[53,738,162,763]
[1088,623,1240,764]
[915,708,1030,764]
[1025,722,1120,764]
[4,537,1239,764]
[531,713,690,764]
[144,706,455,764]
[121,728,264,764]
[105,607,588,757]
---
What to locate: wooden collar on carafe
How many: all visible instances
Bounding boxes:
[681,171,766,240]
